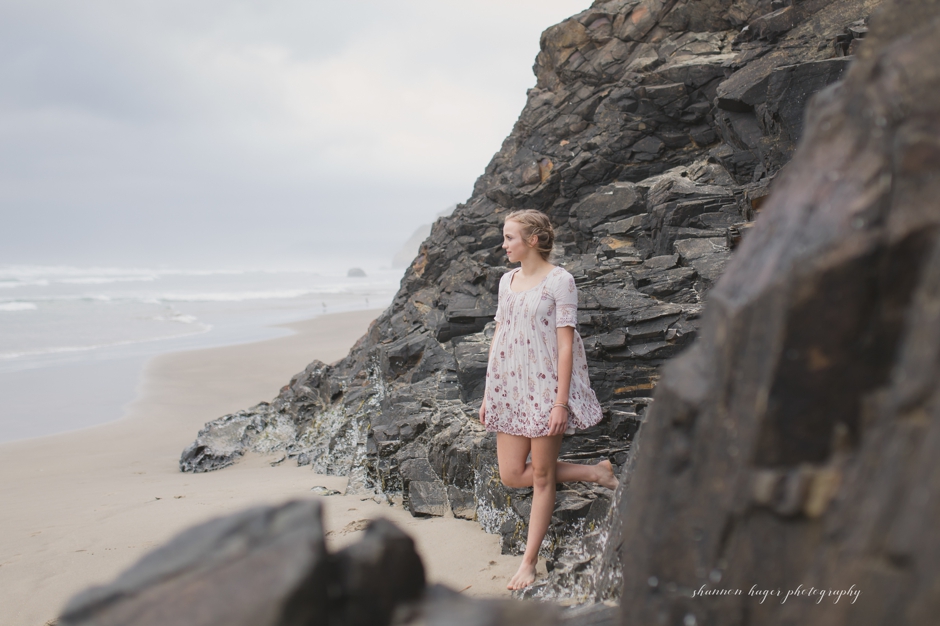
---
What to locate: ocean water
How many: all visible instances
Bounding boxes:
[0,264,402,442]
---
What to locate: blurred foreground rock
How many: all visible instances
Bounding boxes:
[58,500,618,626]
[58,500,423,626]
[617,1,940,624]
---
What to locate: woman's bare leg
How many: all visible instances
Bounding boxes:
[495,433,619,590]
[496,432,533,487]
[553,459,618,489]
[507,434,562,590]
[496,433,618,490]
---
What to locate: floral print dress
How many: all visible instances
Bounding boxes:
[483,266,603,438]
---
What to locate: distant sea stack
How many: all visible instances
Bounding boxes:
[392,205,457,269]
[346,268,366,278]
[392,225,431,269]
[180,0,928,607]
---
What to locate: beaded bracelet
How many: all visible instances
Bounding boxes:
[552,403,569,412]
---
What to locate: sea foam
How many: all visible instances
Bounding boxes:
[0,302,37,312]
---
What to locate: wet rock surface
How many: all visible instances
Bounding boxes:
[617,2,940,624]
[181,0,888,604]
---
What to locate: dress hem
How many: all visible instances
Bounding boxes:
[484,417,602,438]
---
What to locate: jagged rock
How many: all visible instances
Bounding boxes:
[447,485,477,520]
[763,57,852,139]
[452,329,492,403]
[747,6,797,40]
[408,480,450,518]
[58,500,424,626]
[569,182,643,233]
[675,237,729,284]
[400,454,452,518]
[618,2,940,623]
[335,517,426,626]
[181,0,892,605]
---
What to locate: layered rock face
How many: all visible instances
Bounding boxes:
[616,1,940,623]
[181,0,886,601]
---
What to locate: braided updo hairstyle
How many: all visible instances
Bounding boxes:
[504,209,555,261]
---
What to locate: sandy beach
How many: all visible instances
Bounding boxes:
[0,309,522,626]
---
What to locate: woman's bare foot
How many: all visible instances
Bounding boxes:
[507,559,537,590]
[596,459,619,490]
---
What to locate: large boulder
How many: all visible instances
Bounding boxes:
[617,1,940,624]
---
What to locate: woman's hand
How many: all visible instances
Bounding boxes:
[479,402,486,426]
[548,405,569,436]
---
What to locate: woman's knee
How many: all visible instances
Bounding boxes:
[531,464,555,490]
[499,466,525,488]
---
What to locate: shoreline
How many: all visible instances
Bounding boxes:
[0,310,519,626]
[0,301,393,445]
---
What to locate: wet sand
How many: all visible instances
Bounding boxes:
[0,310,520,626]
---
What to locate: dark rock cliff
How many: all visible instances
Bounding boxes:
[180,0,888,602]
[616,1,940,623]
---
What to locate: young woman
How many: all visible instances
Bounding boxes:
[479,209,619,590]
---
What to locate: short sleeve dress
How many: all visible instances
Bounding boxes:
[482,266,603,438]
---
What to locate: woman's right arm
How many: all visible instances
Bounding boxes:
[487,322,500,359]
[482,274,505,425]
[479,322,500,424]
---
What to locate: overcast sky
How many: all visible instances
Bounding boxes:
[0,1,588,270]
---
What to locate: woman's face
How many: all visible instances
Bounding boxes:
[502,219,535,263]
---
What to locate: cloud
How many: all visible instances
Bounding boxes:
[0,0,589,267]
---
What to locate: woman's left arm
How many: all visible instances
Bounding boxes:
[549,326,574,436]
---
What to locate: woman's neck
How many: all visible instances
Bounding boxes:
[519,254,551,277]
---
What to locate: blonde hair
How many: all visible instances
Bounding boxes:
[505,209,555,261]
